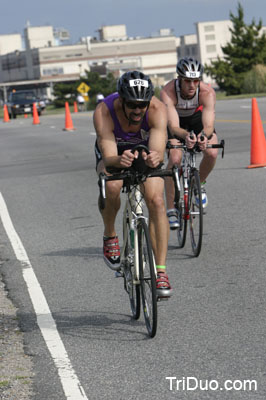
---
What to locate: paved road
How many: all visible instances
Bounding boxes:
[0,98,266,399]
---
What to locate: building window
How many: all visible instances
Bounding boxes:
[43,67,64,76]
[66,53,83,58]
[43,56,61,60]
[205,34,215,41]
[204,25,215,32]
[206,44,216,53]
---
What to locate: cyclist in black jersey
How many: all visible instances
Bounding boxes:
[160,58,219,229]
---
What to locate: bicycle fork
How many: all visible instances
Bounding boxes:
[182,169,190,221]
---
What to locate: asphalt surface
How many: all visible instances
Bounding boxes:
[0,98,266,399]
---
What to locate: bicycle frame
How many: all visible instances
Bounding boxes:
[120,185,149,284]
[167,138,225,256]
[179,149,197,220]
[98,143,176,337]
[169,139,224,217]
[100,166,170,279]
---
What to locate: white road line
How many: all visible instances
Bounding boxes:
[0,192,88,400]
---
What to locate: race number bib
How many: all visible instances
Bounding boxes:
[185,71,201,78]
[129,79,149,88]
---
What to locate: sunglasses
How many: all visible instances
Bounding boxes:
[183,79,200,84]
[125,101,150,109]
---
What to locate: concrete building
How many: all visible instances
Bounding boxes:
[0,34,22,55]
[24,25,55,50]
[1,20,265,100]
[177,20,233,84]
[98,24,127,41]
[196,20,233,67]
[177,34,199,60]
[0,24,178,100]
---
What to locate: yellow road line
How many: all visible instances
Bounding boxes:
[216,119,266,124]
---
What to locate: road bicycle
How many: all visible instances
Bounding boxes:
[98,145,173,338]
[167,135,225,257]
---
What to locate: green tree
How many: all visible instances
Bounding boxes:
[205,2,266,95]
[81,71,117,108]
[53,82,78,108]
[242,64,266,93]
[53,72,117,109]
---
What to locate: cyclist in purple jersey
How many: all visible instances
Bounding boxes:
[100,92,150,153]
[93,70,172,298]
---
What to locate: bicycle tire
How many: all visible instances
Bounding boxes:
[189,169,203,257]
[138,218,157,338]
[176,170,187,248]
[123,219,141,319]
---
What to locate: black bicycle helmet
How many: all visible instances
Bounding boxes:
[176,58,204,79]
[117,71,154,102]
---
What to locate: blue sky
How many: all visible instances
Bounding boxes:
[1,0,266,44]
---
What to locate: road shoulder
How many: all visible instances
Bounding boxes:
[0,259,33,400]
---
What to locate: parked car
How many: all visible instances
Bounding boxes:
[7,90,42,119]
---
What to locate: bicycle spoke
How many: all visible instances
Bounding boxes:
[123,220,140,319]
[138,219,157,338]
[189,170,203,257]
[176,171,187,248]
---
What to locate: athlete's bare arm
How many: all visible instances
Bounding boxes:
[93,102,135,168]
[144,97,168,167]
[160,80,188,140]
[199,83,216,138]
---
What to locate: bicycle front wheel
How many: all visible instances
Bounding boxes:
[176,170,187,248]
[189,170,203,257]
[124,220,140,320]
[138,218,157,338]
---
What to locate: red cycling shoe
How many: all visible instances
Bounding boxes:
[156,271,173,298]
[103,236,121,271]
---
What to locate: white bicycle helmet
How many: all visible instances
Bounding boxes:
[176,58,204,79]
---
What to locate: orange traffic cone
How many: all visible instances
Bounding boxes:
[63,102,76,131]
[3,104,10,122]
[73,101,78,113]
[32,103,40,125]
[247,98,266,168]
[24,113,28,118]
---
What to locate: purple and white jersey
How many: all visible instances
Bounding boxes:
[103,92,150,154]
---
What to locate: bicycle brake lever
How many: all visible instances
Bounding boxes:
[221,140,225,158]
[100,173,106,199]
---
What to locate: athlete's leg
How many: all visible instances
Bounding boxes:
[143,177,172,296]
[199,133,219,183]
[143,177,169,271]
[165,138,183,210]
[97,160,123,237]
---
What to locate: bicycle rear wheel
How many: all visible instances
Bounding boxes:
[138,218,157,338]
[124,219,140,319]
[189,169,203,257]
[176,170,187,248]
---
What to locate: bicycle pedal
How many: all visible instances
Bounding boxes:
[157,296,170,302]
[115,270,123,278]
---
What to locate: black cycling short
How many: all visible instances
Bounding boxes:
[94,140,147,170]
[167,109,216,141]
[168,110,203,139]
